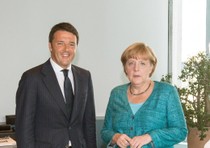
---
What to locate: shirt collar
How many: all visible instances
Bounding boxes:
[50,58,72,73]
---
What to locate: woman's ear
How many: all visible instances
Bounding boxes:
[124,68,128,75]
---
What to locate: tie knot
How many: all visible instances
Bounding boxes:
[62,69,69,78]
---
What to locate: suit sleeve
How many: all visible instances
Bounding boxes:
[83,72,97,148]
[15,72,37,148]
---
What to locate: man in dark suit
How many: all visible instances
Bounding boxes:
[15,22,97,148]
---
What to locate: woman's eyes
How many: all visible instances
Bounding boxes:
[128,61,146,66]
[128,61,135,65]
[140,62,146,65]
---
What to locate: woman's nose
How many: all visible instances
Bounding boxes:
[134,63,140,71]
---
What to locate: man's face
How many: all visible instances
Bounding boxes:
[49,30,77,69]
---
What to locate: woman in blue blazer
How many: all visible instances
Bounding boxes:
[101,42,187,148]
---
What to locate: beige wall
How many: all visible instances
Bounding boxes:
[0,0,169,122]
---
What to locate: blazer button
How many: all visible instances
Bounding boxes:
[131,115,134,119]
[68,126,72,130]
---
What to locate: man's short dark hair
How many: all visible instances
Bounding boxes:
[49,22,79,44]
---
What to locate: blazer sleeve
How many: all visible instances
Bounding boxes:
[100,89,116,144]
[148,86,188,147]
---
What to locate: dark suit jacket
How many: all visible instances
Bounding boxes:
[15,59,97,148]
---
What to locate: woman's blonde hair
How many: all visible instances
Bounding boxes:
[121,42,157,77]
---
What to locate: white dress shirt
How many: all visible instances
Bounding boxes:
[50,58,75,98]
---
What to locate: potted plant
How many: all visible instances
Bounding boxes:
[161,51,210,147]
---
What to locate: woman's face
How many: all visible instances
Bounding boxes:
[125,57,153,85]
[49,30,77,69]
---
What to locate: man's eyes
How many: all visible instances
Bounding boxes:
[56,42,76,48]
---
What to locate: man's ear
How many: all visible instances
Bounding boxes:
[48,43,52,52]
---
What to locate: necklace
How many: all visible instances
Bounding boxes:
[129,81,151,96]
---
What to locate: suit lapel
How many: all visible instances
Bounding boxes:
[70,66,84,123]
[41,60,69,120]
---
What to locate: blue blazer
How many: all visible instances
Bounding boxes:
[15,59,96,148]
[101,81,187,148]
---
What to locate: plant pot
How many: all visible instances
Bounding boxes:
[187,127,210,148]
